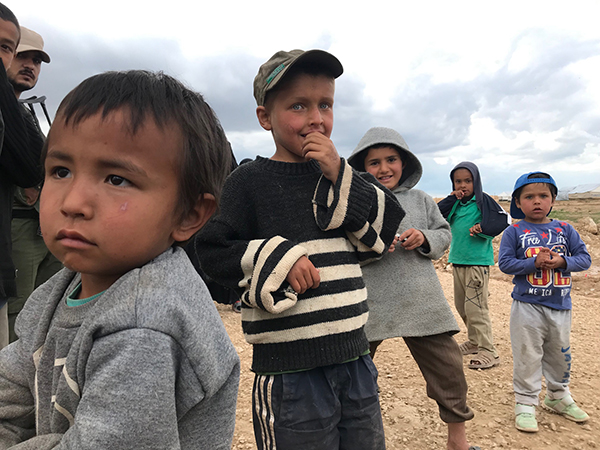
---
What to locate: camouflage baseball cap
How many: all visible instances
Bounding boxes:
[253,49,343,106]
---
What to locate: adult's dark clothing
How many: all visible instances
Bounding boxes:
[0,60,44,301]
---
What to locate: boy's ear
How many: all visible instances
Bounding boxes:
[171,194,217,242]
[514,196,521,209]
[256,106,272,131]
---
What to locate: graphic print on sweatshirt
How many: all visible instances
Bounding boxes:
[517,224,571,293]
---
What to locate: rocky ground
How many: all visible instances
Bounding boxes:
[218,199,600,450]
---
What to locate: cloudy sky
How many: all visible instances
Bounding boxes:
[11,0,600,196]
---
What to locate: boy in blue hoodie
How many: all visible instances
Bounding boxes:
[499,172,591,433]
[438,162,510,369]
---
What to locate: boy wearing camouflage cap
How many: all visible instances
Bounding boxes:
[196,49,404,449]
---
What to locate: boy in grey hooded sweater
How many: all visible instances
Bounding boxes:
[0,71,240,449]
[349,127,479,450]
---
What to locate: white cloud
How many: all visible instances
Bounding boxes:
[12,0,600,195]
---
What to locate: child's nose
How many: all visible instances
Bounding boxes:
[307,107,323,126]
[60,181,95,219]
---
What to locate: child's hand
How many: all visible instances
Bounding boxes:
[286,256,320,294]
[388,235,401,252]
[534,248,551,268]
[302,133,341,184]
[469,223,482,236]
[398,228,425,251]
[539,250,567,270]
[24,187,40,205]
[451,189,464,199]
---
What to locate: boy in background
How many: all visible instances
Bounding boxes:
[499,172,591,433]
[0,70,240,449]
[438,162,509,369]
[196,49,404,449]
[349,127,479,450]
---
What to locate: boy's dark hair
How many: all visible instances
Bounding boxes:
[514,172,558,200]
[357,143,407,171]
[0,2,20,42]
[264,62,337,108]
[44,70,232,221]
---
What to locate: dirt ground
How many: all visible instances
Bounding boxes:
[218,199,600,450]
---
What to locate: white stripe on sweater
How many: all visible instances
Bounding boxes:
[245,312,369,344]
[242,286,367,322]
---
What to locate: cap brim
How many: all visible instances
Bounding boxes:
[17,45,50,63]
[291,50,343,78]
[510,198,525,219]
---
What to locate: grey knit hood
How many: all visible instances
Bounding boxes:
[348,127,422,192]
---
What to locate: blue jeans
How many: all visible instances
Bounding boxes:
[252,355,385,450]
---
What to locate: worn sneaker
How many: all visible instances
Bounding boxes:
[515,404,538,433]
[542,395,589,423]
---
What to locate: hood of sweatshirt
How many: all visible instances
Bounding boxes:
[449,161,483,202]
[348,127,422,193]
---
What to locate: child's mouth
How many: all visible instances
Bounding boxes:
[57,230,95,248]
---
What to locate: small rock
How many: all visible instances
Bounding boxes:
[549,422,557,431]
[580,216,599,235]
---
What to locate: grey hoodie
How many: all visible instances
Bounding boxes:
[348,127,458,340]
[0,247,240,449]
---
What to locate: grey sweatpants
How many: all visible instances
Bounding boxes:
[510,300,572,406]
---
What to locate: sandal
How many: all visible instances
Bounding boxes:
[467,350,500,369]
[459,340,478,355]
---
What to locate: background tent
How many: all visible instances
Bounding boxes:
[557,186,574,201]
[567,183,600,199]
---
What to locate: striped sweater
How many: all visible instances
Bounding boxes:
[196,156,404,372]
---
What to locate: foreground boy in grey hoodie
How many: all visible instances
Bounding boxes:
[0,71,240,449]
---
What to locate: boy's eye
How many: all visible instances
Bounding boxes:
[319,102,331,110]
[52,167,71,179]
[291,104,302,110]
[106,175,132,187]
[368,161,379,167]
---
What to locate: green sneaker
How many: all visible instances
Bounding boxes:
[515,404,538,433]
[542,395,589,423]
